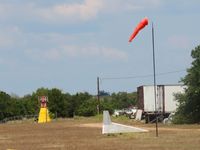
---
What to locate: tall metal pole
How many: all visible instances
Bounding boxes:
[97,77,100,115]
[152,23,158,137]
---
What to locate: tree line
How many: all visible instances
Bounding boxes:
[174,45,200,124]
[0,88,137,121]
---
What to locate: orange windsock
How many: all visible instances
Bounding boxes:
[129,17,149,42]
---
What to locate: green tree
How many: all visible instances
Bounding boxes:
[111,92,137,109]
[174,45,200,123]
[73,92,92,115]
[100,97,115,114]
[0,91,12,120]
[99,92,137,114]
[35,87,49,96]
[76,98,97,116]
[22,94,38,115]
[48,88,70,118]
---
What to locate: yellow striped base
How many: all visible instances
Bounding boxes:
[38,108,51,123]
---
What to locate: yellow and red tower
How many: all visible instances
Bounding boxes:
[38,96,51,123]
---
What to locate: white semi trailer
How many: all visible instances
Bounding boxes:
[137,84,186,123]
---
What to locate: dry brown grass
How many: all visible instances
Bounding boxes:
[0,117,200,150]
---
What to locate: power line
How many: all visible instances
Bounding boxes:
[101,69,186,81]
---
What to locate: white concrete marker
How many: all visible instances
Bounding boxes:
[102,110,148,134]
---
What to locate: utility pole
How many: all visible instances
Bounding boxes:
[97,77,100,114]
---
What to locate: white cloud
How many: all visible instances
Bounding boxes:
[36,0,104,22]
[101,0,162,13]
[0,26,23,49]
[63,46,128,60]
[167,35,190,49]
[0,25,77,50]
[26,45,128,61]
[0,0,162,23]
[54,0,103,20]
[0,0,104,23]
[0,25,127,61]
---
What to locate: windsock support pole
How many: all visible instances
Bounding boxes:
[152,23,158,137]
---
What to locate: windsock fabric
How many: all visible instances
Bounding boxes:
[129,17,148,42]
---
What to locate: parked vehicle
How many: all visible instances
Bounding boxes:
[137,84,186,123]
[112,107,137,119]
[126,107,137,119]
[112,109,124,117]
[163,112,175,124]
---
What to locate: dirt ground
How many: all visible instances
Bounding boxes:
[0,118,200,150]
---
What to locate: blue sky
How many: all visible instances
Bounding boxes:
[0,0,199,96]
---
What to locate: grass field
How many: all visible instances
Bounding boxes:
[0,116,200,150]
